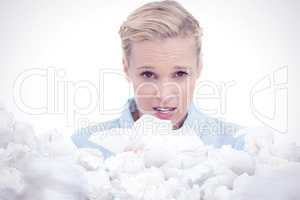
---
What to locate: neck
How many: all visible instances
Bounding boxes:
[131,109,140,121]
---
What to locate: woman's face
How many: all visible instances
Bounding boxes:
[123,37,202,128]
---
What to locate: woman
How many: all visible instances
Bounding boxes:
[72,0,244,158]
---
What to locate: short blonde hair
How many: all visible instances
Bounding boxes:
[119,0,203,62]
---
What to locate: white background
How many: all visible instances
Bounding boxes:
[0,0,299,142]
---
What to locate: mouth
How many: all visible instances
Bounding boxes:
[152,106,176,120]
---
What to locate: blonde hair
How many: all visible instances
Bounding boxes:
[119,0,203,62]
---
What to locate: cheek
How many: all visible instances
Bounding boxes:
[178,79,196,96]
[177,80,196,107]
[133,82,158,96]
[133,82,158,112]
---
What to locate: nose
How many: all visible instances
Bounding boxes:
[156,81,179,103]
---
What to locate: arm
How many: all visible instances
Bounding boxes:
[71,122,117,158]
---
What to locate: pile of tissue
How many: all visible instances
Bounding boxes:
[0,105,300,200]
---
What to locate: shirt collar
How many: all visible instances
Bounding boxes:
[118,98,136,128]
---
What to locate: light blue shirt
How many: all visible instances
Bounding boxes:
[72,98,245,158]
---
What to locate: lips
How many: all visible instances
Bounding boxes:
[153,106,176,120]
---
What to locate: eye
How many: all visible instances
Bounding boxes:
[174,71,188,78]
[140,71,156,79]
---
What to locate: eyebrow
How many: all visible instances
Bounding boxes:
[174,65,189,70]
[137,65,190,70]
[137,65,154,69]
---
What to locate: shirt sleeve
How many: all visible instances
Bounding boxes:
[232,134,246,151]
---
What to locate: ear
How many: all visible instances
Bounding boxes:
[122,57,131,82]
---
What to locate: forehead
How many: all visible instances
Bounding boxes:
[129,37,197,68]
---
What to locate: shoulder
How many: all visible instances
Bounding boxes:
[75,118,121,137]
[187,107,245,150]
[202,115,245,150]
[71,118,121,157]
[71,98,135,156]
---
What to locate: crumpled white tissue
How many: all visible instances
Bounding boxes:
[0,108,300,200]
